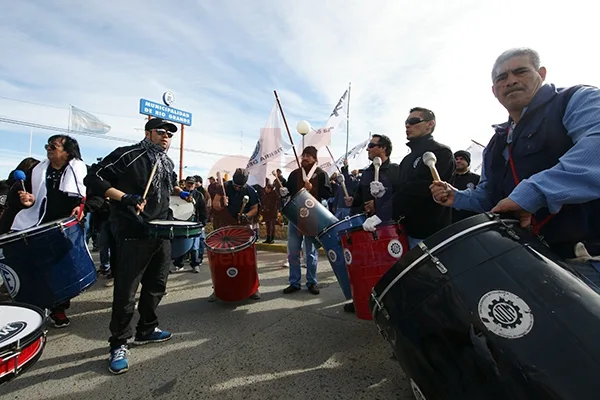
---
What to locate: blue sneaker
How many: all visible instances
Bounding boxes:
[109,345,129,375]
[133,328,172,345]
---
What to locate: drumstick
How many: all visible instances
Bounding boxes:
[137,162,158,215]
[239,195,249,220]
[217,171,228,204]
[272,170,282,186]
[338,174,349,198]
[372,157,382,182]
[422,151,441,181]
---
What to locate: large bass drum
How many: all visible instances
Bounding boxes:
[370,213,600,400]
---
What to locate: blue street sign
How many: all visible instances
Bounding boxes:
[139,98,193,126]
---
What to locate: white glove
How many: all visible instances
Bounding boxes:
[279,187,289,197]
[567,242,600,263]
[370,181,386,198]
[362,215,382,232]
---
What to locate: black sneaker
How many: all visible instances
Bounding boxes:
[50,311,70,328]
[343,303,355,313]
[282,285,301,294]
[307,284,320,295]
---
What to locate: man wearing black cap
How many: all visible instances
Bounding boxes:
[85,118,184,375]
[279,146,332,295]
[450,150,481,223]
[210,167,261,301]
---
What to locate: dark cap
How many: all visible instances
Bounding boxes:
[454,150,471,165]
[185,176,196,184]
[232,168,249,186]
[301,146,318,159]
[145,118,178,133]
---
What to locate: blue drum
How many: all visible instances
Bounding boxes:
[282,188,338,247]
[0,217,97,310]
[317,213,367,299]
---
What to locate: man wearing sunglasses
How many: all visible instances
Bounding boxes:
[85,117,185,375]
[431,47,600,291]
[367,107,454,250]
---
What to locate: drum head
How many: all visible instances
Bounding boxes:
[148,220,197,226]
[0,303,44,348]
[206,226,256,253]
[170,196,194,221]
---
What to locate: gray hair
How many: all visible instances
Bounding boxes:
[491,47,541,81]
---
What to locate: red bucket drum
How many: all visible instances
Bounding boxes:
[338,222,409,320]
[205,225,259,302]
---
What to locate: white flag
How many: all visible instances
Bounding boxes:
[69,106,111,134]
[466,140,485,174]
[318,139,370,175]
[246,102,291,187]
[283,88,349,171]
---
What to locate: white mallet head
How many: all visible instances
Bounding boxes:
[422,152,437,168]
[372,157,382,168]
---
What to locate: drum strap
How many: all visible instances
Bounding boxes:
[507,143,559,234]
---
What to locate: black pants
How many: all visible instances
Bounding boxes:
[108,237,171,348]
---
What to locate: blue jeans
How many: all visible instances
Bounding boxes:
[335,208,350,219]
[287,224,318,287]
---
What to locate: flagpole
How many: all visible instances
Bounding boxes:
[471,139,486,148]
[28,128,33,157]
[345,82,351,160]
[274,91,302,170]
[68,104,71,133]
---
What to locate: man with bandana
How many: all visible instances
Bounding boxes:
[85,118,184,375]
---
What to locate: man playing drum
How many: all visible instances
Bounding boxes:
[85,118,184,375]
[2,135,87,328]
[209,167,261,301]
[343,134,400,313]
[431,47,600,290]
[279,146,332,295]
[363,108,455,250]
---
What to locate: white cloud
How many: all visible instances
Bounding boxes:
[1,0,598,180]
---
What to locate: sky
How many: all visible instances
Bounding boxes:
[1,0,598,181]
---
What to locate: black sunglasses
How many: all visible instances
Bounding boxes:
[45,143,60,151]
[367,142,381,149]
[155,129,174,138]
[405,117,428,126]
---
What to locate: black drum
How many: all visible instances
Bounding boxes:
[370,212,600,400]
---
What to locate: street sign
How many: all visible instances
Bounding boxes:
[139,98,192,126]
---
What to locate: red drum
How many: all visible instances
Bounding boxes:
[205,226,259,302]
[0,302,47,385]
[339,222,409,320]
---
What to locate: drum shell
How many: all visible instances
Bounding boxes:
[316,214,367,300]
[282,189,338,246]
[206,227,259,302]
[339,222,408,320]
[371,214,600,400]
[0,302,47,385]
[0,218,97,309]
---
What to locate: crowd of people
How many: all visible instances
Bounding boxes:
[0,47,598,379]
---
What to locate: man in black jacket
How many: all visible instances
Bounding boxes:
[85,118,184,375]
[279,146,332,295]
[450,150,481,223]
[370,107,455,249]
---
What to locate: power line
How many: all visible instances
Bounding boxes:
[0,116,249,160]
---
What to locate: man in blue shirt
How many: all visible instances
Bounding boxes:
[430,47,600,289]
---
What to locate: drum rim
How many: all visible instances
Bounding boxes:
[0,217,78,243]
[205,225,256,253]
[337,220,401,237]
[147,219,203,229]
[317,213,367,239]
[0,302,47,352]
[370,217,519,319]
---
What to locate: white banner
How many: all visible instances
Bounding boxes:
[465,140,485,174]
[69,105,111,134]
[246,102,290,187]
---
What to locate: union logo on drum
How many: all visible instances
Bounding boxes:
[478,290,534,339]
[304,199,315,209]
[0,263,20,298]
[387,239,404,258]
[327,250,337,263]
[299,208,310,218]
[226,267,239,278]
